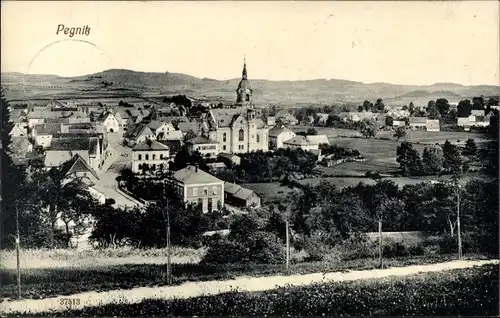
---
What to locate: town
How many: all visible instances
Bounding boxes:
[1,1,499,316]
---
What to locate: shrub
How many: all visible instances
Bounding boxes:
[202,231,285,265]
[303,231,331,261]
[339,234,377,260]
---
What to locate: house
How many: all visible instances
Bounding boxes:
[457,117,470,128]
[114,109,129,130]
[124,124,156,146]
[44,150,91,169]
[177,121,201,136]
[165,165,225,213]
[315,113,330,125]
[218,152,241,166]
[268,125,296,149]
[470,109,485,116]
[147,121,183,141]
[49,136,103,172]
[9,137,33,163]
[409,117,427,130]
[186,136,219,158]
[224,182,261,209]
[305,134,330,146]
[276,111,298,125]
[283,135,319,151]
[457,115,490,129]
[426,119,440,132]
[32,123,63,148]
[206,108,269,154]
[393,119,406,127]
[159,139,183,157]
[266,116,276,127]
[96,111,120,133]
[131,139,170,174]
[341,111,377,122]
[9,122,28,137]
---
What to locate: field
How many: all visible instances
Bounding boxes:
[8,263,497,316]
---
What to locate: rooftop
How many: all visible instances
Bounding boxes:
[224,182,257,200]
[186,136,219,145]
[269,125,294,137]
[171,165,223,185]
[133,139,170,151]
[283,135,310,146]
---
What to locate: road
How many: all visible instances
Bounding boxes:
[93,132,142,209]
[1,259,497,314]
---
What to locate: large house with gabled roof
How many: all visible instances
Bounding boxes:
[165,165,224,212]
[124,124,156,147]
[131,139,170,174]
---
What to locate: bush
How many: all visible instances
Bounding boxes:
[338,234,377,260]
[202,231,285,265]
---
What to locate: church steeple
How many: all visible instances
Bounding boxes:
[242,57,247,80]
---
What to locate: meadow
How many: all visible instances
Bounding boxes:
[11,263,498,316]
[0,251,478,301]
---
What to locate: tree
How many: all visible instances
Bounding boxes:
[462,138,477,160]
[396,141,422,176]
[436,98,450,117]
[374,98,385,112]
[357,105,364,112]
[393,126,406,140]
[360,119,378,138]
[422,147,443,175]
[472,96,485,110]
[306,128,318,135]
[385,116,394,127]
[362,100,373,111]
[426,100,440,119]
[457,100,472,117]
[402,105,408,111]
[442,140,465,176]
[409,102,415,115]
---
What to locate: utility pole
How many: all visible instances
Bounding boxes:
[164,178,172,285]
[378,218,383,269]
[15,205,21,299]
[285,217,290,274]
[456,188,462,260]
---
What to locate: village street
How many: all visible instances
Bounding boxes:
[1,259,497,314]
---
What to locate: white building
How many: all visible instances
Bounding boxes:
[131,139,170,174]
[186,136,220,158]
[409,117,427,130]
[147,121,183,141]
[283,135,319,151]
[426,119,440,132]
[268,125,296,150]
[96,112,120,133]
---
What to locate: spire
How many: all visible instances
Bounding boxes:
[242,57,247,80]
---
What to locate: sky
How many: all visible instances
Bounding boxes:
[1,1,499,86]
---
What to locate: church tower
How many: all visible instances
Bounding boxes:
[236,58,253,106]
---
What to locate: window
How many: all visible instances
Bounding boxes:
[204,188,208,196]
[238,129,244,141]
[256,134,260,142]
[193,187,198,196]
[145,154,149,160]
[138,154,142,160]
[252,135,254,139]
[213,186,217,195]
[223,132,227,142]
[160,154,163,159]
[223,145,226,151]
[152,154,156,160]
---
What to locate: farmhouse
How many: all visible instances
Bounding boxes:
[269,125,296,149]
[218,152,241,166]
[186,136,219,158]
[9,122,28,137]
[409,117,427,130]
[124,124,156,146]
[426,119,440,132]
[49,136,103,172]
[147,121,183,141]
[165,165,225,213]
[224,182,261,208]
[131,139,170,174]
[96,111,120,133]
[32,123,63,148]
[283,135,319,151]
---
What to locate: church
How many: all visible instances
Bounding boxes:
[200,59,269,154]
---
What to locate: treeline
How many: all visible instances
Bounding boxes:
[214,148,318,183]
[163,95,193,108]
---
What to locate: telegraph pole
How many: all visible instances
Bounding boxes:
[163,176,172,285]
[285,217,290,273]
[15,205,21,299]
[456,188,463,260]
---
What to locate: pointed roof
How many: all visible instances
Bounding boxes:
[133,139,170,151]
[242,57,248,80]
[125,124,155,140]
[171,165,223,185]
[283,135,310,146]
[269,125,294,137]
[61,153,99,180]
[224,182,257,200]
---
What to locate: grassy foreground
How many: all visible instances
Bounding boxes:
[0,253,487,300]
[11,264,499,317]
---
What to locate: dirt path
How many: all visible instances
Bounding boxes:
[1,259,497,314]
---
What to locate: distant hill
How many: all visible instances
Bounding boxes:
[2,69,499,106]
